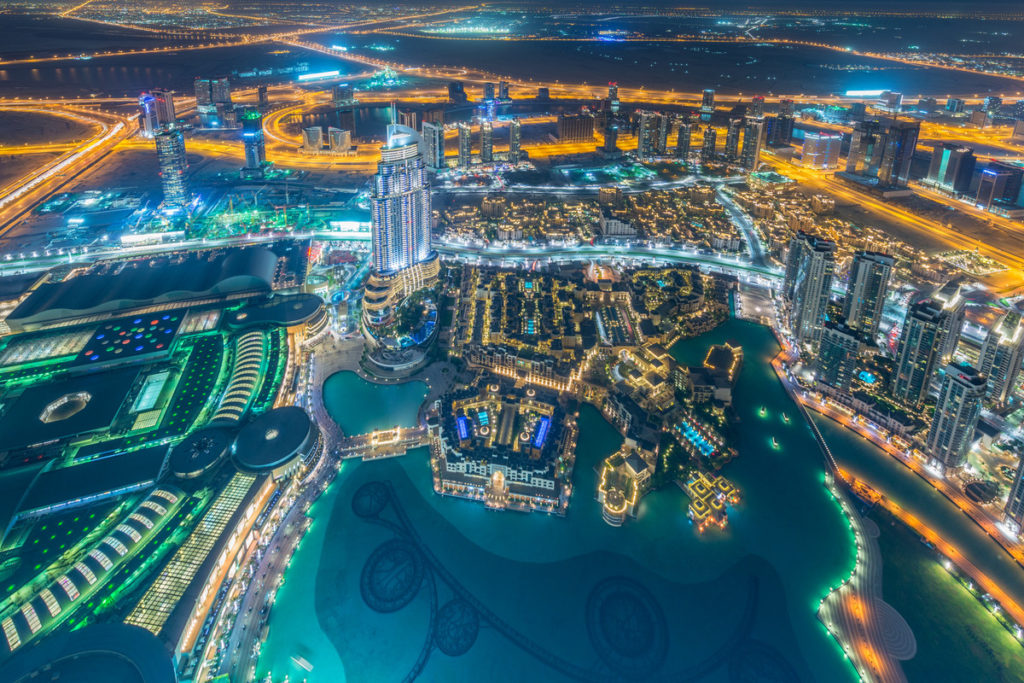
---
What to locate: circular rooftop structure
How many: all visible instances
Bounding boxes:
[233,406,316,476]
[170,427,234,479]
[4,623,175,683]
[225,292,325,330]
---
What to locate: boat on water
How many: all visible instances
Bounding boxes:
[771,437,779,449]
[292,656,313,672]
[759,406,767,418]
[782,413,790,424]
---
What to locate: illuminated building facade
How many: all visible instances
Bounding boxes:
[927,143,975,194]
[842,250,893,338]
[240,107,265,178]
[926,363,986,470]
[815,322,863,392]
[151,88,175,126]
[891,299,946,407]
[457,122,472,168]
[802,132,841,169]
[421,120,444,170]
[138,94,158,138]
[740,118,764,170]
[509,118,522,163]
[979,312,1024,406]
[782,231,835,346]
[154,128,189,208]
[480,120,493,163]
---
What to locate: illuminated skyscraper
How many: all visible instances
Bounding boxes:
[302,127,323,153]
[891,299,947,407]
[1005,458,1024,533]
[637,111,660,161]
[778,98,795,117]
[509,118,522,163]
[700,89,715,121]
[927,143,975,194]
[842,251,893,338]
[739,118,764,170]
[608,82,620,113]
[557,113,595,142]
[457,122,472,168]
[257,84,269,111]
[802,132,841,169]
[151,88,175,126]
[877,120,920,188]
[783,231,836,346]
[370,124,431,275]
[932,279,966,362]
[675,121,691,159]
[480,120,494,163]
[421,121,444,170]
[448,81,468,104]
[138,94,158,138]
[328,127,351,154]
[700,127,717,162]
[750,95,766,118]
[724,119,742,160]
[194,76,231,127]
[154,127,188,208]
[498,80,510,100]
[979,312,1024,406]
[926,363,986,470]
[240,106,265,178]
[945,98,965,114]
[985,95,1003,115]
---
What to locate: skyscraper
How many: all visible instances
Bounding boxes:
[151,88,175,126]
[328,127,351,154]
[846,120,883,178]
[765,115,794,147]
[876,120,920,188]
[815,322,863,391]
[926,363,986,470]
[656,114,670,156]
[557,113,595,142]
[498,80,510,100]
[1005,457,1024,534]
[457,122,472,168]
[802,132,842,169]
[370,125,431,275]
[700,89,715,121]
[480,120,494,163]
[783,231,836,346]
[778,98,795,117]
[985,95,1003,115]
[483,82,496,101]
[363,124,438,330]
[675,122,691,159]
[724,119,742,160]
[637,111,660,161]
[700,127,717,162]
[891,299,947,407]
[975,161,1024,211]
[945,98,965,114]
[194,76,231,127]
[302,127,323,153]
[927,143,976,194]
[601,121,620,156]
[933,279,967,362]
[740,118,764,170]
[750,95,766,118]
[420,121,444,170]
[608,82,620,113]
[448,81,467,104]
[138,94,158,138]
[154,128,188,208]
[978,312,1024,406]
[240,107,265,178]
[509,118,522,163]
[257,84,269,111]
[842,251,894,338]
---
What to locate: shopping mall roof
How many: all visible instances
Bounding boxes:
[2,622,175,683]
[7,247,279,331]
[0,367,139,453]
[223,292,325,330]
[232,407,315,474]
[169,427,233,479]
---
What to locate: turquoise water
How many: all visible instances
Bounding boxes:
[321,371,428,436]
[258,321,859,681]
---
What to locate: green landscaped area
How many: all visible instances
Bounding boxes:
[875,511,1024,682]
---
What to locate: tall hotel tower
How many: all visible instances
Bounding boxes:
[362,124,439,330]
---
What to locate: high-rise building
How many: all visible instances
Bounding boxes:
[509,118,522,163]
[151,88,175,126]
[750,95,766,118]
[985,95,1003,115]
[537,87,550,101]
[398,109,419,131]
[420,121,444,170]
[328,127,351,155]
[876,120,920,188]
[363,124,438,330]
[700,89,715,121]
[602,121,620,156]
[815,322,863,391]
[700,127,717,162]
[926,363,986,470]
[740,118,765,170]
[154,128,188,208]
[637,111,661,161]
[240,107,265,178]
[194,76,231,127]
[608,82,620,113]
[978,312,1024,405]
[557,113,595,142]
[802,132,842,169]
[879,91,903,113]
[675,122,692,159]
[917,97,938,113]
[1004,457,1024,533]
[945,98,965,114]
[332,84,355,108]
[656,114,670,156]
[483,82,496,101]
[1015,100,1024,121]
[1013,120,1024,144]
[724,119,742,160]
[778,98,795,117]
[137,94,159,138]
[498,80,510,100]
[975,161,1024,210]
[933,279,967,362]
[302,126,323,153]
[457,122,472,168]
[448,81,468,104]
[927,143,976,194]
[370,124,431,276]
[846,119,919,188]
[257,84,269,111]
[843,251,894,338]
[891,299,947,406]
[971,109,990,128]
[480,120,494,163]
[765,115,794,147]
[783,231,836,346]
